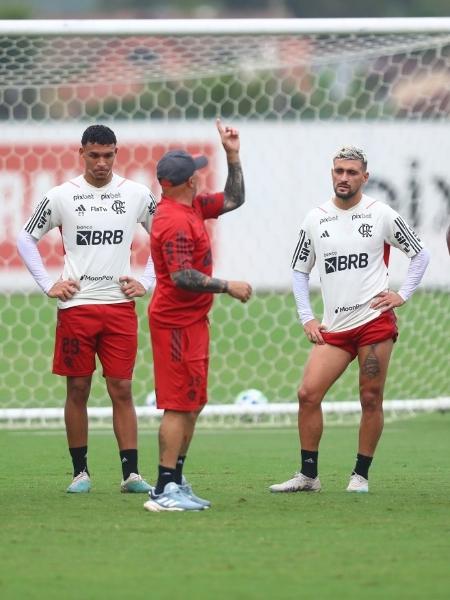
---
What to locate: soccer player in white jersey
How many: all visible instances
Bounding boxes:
[270,146,430,494]
[17,125,156,494]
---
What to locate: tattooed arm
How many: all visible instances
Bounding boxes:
[216,118,245,214]
[222,161,245,214]
[171,269,252,302]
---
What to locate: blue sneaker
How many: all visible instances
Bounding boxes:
[67,471,91,493]
[121,473,152,493]
[143,482,205,512]
[180,476,211,508]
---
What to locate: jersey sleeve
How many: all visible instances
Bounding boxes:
[194,192,224,220]
[137,188,158,233]
[159,215,195,274]
[23,193,60,241]
[291,215,315,274]
[382,205,424,258]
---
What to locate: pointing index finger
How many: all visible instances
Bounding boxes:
[216,118,225,134]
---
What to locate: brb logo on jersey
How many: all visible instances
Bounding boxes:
[324,252,368,273]
[76,229,124,245]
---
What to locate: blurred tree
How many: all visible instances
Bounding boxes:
[285,0,450,17]
[0,3,32,18]
[8,0,450,17]
[98,0,450,17]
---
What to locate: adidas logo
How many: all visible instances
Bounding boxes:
[156,497,179,508]
[320,230,330,238]
[76,204,86,216]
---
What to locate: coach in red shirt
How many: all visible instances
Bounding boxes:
[144,119,252,512]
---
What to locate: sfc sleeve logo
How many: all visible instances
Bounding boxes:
[148,196,157,215]
[393,217,422,254]
[291,230,311,267]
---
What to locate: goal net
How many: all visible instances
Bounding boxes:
[0,18,449,427]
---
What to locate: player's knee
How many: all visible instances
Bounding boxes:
[107,378,133,404]
[360,387,382,411]
[297,385,320,408]
[67,380,91,405]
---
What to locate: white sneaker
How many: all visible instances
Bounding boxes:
[66,471,91,493]
[143,482,205,512]
[269,472,321,493]
[346,473,369,493]
[120,473,152,494]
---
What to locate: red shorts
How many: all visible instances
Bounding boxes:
[150,319,209,411]
[53,302,137,379]
[321,310,398,361]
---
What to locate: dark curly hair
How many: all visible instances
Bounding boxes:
[81,125,117,146]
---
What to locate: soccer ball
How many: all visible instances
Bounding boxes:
[234,388,269,406]
[145,390,157,407]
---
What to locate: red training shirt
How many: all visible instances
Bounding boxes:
[149,192,224,328]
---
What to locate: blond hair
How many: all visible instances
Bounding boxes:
[333,146,367,170]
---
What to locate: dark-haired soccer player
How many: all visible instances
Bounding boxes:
[143,119,252,512]
[270,146,430,494]
[17,125,156,494]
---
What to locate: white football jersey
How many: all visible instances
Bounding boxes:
[25,173,156,309]
[291,194,423,332]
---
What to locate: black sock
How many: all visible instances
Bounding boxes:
[155,465,176,494]
[301,449,319,479]
[353,453,373,480]
[174,455,186,485]
[69,446,89,477]
[120,449,138,480]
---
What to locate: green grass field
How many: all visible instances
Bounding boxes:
[1,290,449,409]
[1,413,450,599]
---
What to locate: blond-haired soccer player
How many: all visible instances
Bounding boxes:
[270,146,430,494]
[17,125,156,494]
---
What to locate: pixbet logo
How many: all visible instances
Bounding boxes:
[324,253,368,273]
[76,229,124,245]
[319,215,338,225]
[351,213,371,220]
[101,192,121,201]
[73,193,94,201]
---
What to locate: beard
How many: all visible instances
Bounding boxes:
[334,185,359,200]
[334,186,355,200]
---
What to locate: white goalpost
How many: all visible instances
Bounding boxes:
[0,17,449,427]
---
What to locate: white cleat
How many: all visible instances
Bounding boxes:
[346,473,369,493]
[66,471,91,493]
[143,482,205,512]
[269,472,321,493]
[120,473,152,493]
